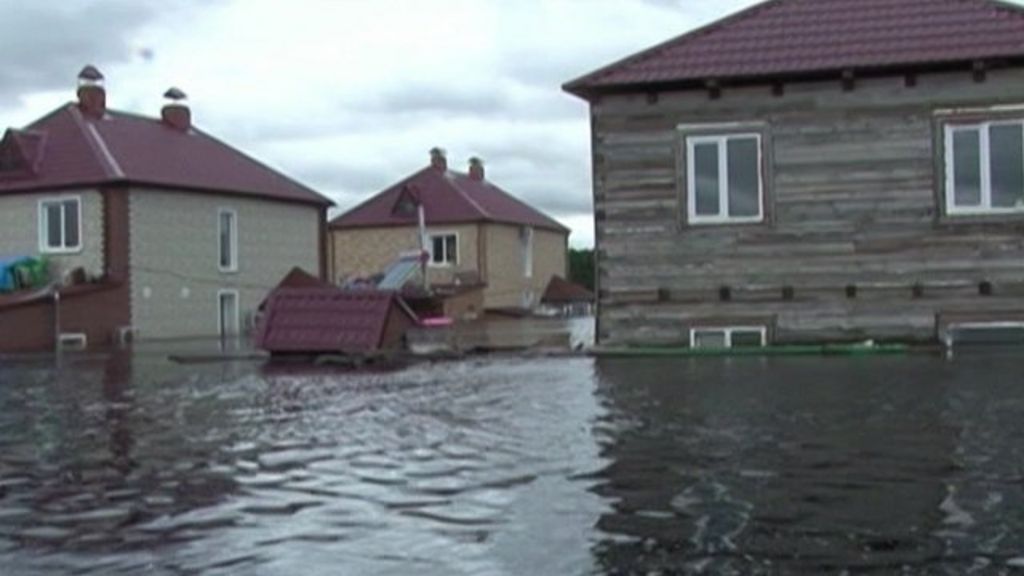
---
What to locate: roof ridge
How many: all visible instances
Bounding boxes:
[564,0,787,94]
[455,172,569,232]
[446,171,493,220]
[184,123,333,206]
[104,108,330,205]
[67,105,124,180]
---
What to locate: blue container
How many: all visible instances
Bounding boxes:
[0,256,32,293]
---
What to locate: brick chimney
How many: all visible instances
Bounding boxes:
[161,87,191,132]
[76,65,106,119]
[468,157,485,181]
[429,147,447,171]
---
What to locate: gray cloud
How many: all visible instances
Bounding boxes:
[0,2,153,104]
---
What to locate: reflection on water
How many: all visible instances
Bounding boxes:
[0,348,1023,574]
[591,352,1024,575]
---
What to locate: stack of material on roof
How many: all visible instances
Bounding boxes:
[256,288,417,355]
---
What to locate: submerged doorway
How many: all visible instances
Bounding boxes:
[218,290,240,339]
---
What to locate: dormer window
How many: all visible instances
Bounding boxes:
[395,197,417,217]
[0,143,20,172]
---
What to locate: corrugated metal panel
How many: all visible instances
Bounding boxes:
[256,288,409,354]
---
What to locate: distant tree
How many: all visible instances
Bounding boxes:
[568,248,595,291]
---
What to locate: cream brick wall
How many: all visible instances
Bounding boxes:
[0,189,105,281]
[482,224,567,309]
[129,187,320,340]
[331,224,480,285]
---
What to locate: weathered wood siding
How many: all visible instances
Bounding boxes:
[591,68,1024,345]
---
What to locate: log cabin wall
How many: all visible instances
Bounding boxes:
[590,67,1024,346]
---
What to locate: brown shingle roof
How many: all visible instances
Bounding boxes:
[0,104,332,207]
[565,0,1024,96]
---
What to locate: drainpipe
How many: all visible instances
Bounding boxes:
[418,203,428,289]
[53,288,61,355]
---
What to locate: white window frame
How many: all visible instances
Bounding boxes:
[944,321,1024,346]
[521,226,534,279]
[690,326,767,349]
[944,120,1024,216]
[428,231,458,268]
[218,208,238,273]
[686,133,764,225]
[38,195,83,254]
[217,289,240,338]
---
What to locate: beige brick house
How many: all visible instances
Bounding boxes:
[330,149,569,311]
[0,66,331,351]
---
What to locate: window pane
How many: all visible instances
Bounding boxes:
[445,235,457,264]
[46,204,62,248]
[693,330,727,349]
[432,236,445,263]
[63,201,79,248]
[952,129,982,207]
[731,330,764,348]
[692,143,720,216]
[727,137,760,217]
[990,124,1024,208]
[219,212,234,268]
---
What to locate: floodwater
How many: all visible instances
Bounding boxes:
[1,348,1023,575]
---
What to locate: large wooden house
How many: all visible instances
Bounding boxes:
[565,0,1024,347]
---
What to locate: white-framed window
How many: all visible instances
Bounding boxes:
[429,232,458,267]
[690,326,767,349]
[945,121,1024,215]
[218,289,240,338]
[944,322,1024,346]
[520,226,534,278]
[38,196,82,254]
[686,133,764,224]
[218,208,238,272]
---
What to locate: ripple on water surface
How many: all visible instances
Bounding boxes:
[1,350,1024,574]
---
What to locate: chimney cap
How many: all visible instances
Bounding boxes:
[163,87,188,101]
[78,65,104,82]
[468,156,486,181]
[429,147,448,171]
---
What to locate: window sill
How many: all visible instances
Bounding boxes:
[428,263,456,269]
[40,246,84,255]
[219,267,239,275]
[684,216,767,229]
[939,209,1024,224]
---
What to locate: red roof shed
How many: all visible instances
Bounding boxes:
[256,288,417,355]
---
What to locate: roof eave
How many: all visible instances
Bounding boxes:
[569,56,1024,98]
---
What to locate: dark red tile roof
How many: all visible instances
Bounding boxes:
[541,275,595,304]
[256,288,414,354]
[565,0,1024,95]
[329,165,569,233]
[0,104,331,206]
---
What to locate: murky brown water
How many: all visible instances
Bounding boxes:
[1,348,1023,575]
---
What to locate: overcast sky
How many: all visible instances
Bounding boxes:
[0,0,761,247]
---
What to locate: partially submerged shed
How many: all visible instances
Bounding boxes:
[255,288,417,355]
